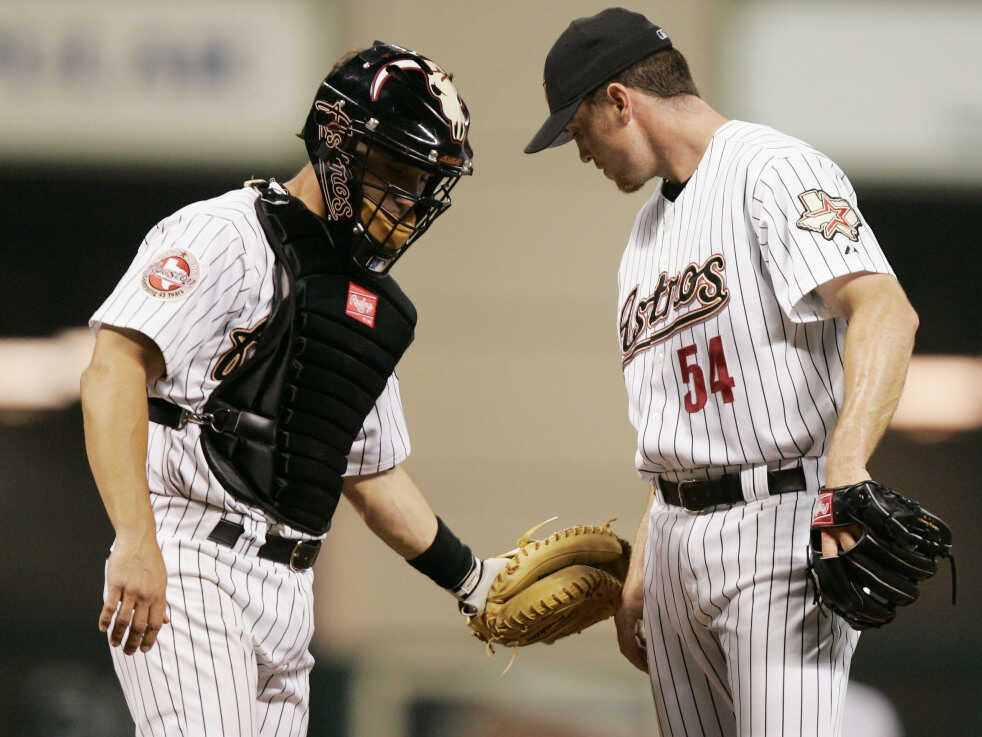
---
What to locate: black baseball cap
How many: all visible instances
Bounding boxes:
[524,8,672,154]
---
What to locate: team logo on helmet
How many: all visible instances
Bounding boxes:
[313,99,355,221]
[369,57,468,142]
[796,189,861,243]
[141,249,201,300]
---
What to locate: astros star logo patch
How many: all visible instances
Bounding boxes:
[796,189,861,243]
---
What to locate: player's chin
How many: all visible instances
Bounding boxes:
[615,177,645,194]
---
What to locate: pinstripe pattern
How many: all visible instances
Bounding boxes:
[617,121,892,485]
[644,492,860,737]
[95,183,412,735]
[621,123,884,736]
[108,509,316,737]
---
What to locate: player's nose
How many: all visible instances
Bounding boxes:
[574,139,592,164]
[381,193,412,218]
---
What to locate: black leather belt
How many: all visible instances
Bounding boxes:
[659,467,806,511]
[207,519,320,571]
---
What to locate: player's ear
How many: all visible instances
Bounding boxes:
[606,83,632,123]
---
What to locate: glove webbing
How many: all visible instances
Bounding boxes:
[882,498,957,604]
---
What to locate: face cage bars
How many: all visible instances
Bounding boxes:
[350,139,463,273]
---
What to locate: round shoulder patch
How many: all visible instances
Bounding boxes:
[141,249,202,300]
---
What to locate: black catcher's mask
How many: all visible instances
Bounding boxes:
[301,42,474,275]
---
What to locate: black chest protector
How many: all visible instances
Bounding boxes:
[198,183,417,534]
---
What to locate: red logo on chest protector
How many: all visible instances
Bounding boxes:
[346,282,378,327]
[812,491,835,526]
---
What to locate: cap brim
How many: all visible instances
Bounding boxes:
[524,98,581,154]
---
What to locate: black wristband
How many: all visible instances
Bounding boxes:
[407,517,475,591]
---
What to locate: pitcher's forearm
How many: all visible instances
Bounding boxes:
[825,289,917,483]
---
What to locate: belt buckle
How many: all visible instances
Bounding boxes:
[676,479,700,511]
[289,540,319,571]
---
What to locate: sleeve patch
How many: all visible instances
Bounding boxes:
[795,189,861,243]
[141,249,202,300]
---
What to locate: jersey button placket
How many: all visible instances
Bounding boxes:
[659,209,673,272]
[655,207,672,425]
[651,345,665,422]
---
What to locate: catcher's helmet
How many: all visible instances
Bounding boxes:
[301,42,474,274]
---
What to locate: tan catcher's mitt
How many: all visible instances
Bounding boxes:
[467,519,631,648]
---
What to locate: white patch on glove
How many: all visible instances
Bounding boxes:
[456,557,509,616]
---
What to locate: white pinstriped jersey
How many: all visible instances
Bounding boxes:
[617,121,893,482]
[90,183,411,538]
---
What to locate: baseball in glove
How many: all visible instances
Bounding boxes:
[466,518,631,649]
[807,480,954,630]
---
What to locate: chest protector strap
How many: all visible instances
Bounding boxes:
[192,184,416,534]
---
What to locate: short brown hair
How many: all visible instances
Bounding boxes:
[587,47,699,105]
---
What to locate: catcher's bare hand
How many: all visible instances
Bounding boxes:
[614,575,647,673]
[100,532,170,655]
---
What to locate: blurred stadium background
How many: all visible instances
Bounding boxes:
[1,1,979,735]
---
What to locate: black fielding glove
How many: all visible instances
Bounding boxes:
[807,480,954,630]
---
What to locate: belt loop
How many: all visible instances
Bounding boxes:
[801,457,822,494]
[237,517,268,558]
[743,465,769,503]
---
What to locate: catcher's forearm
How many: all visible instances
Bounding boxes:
[824,279,917,485]
[341,465,439,558]
[341,468,479,594]
[81,355,157,538]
